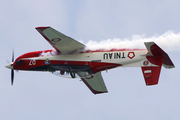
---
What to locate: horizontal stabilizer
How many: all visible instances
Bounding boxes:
[144,42,175,69]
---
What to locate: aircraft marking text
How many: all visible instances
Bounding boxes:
[103,52,126,59]
[29,60,36,65]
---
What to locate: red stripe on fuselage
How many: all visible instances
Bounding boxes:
[16,50,56,61]
[13,59,121,73]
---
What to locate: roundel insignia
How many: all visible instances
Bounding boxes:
[51,38,61,42]
[143,60,149,66]
[45,58,50,64]
[127,52,135,59]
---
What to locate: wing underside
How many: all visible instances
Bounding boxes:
[78,72,108,94]
[36,27,86,53]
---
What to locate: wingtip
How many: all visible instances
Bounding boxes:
[35,26,51,30]
[144,41,155,46]
[35,26,51,33]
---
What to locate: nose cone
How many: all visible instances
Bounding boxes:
[5,62,14,69]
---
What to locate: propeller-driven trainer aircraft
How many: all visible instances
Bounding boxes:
[5,27,175,94]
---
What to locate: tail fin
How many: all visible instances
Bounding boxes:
[141,42,175,86]
[144,42,175,69]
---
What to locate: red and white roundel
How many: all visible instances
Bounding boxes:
[51,38,61,42]
[127,52,135,59]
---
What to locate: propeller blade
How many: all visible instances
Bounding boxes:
[12,49,14,62]
[11,49,14,85]
[11,69,14,85]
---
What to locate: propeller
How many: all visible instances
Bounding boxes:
[6,50,20,85]
[11,50,14,85]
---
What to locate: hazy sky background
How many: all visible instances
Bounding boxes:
[1,0,180,120]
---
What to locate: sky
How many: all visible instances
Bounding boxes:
[1,0,180,120]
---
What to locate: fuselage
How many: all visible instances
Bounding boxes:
[12,49,147,74]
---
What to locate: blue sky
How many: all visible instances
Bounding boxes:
[1,0,180,120]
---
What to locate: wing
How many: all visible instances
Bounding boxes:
[78,72,108,94]
[36,27,86,53]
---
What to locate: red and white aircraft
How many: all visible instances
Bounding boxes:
[5,27,175,94]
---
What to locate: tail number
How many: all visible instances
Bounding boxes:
[29,60,36,65]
